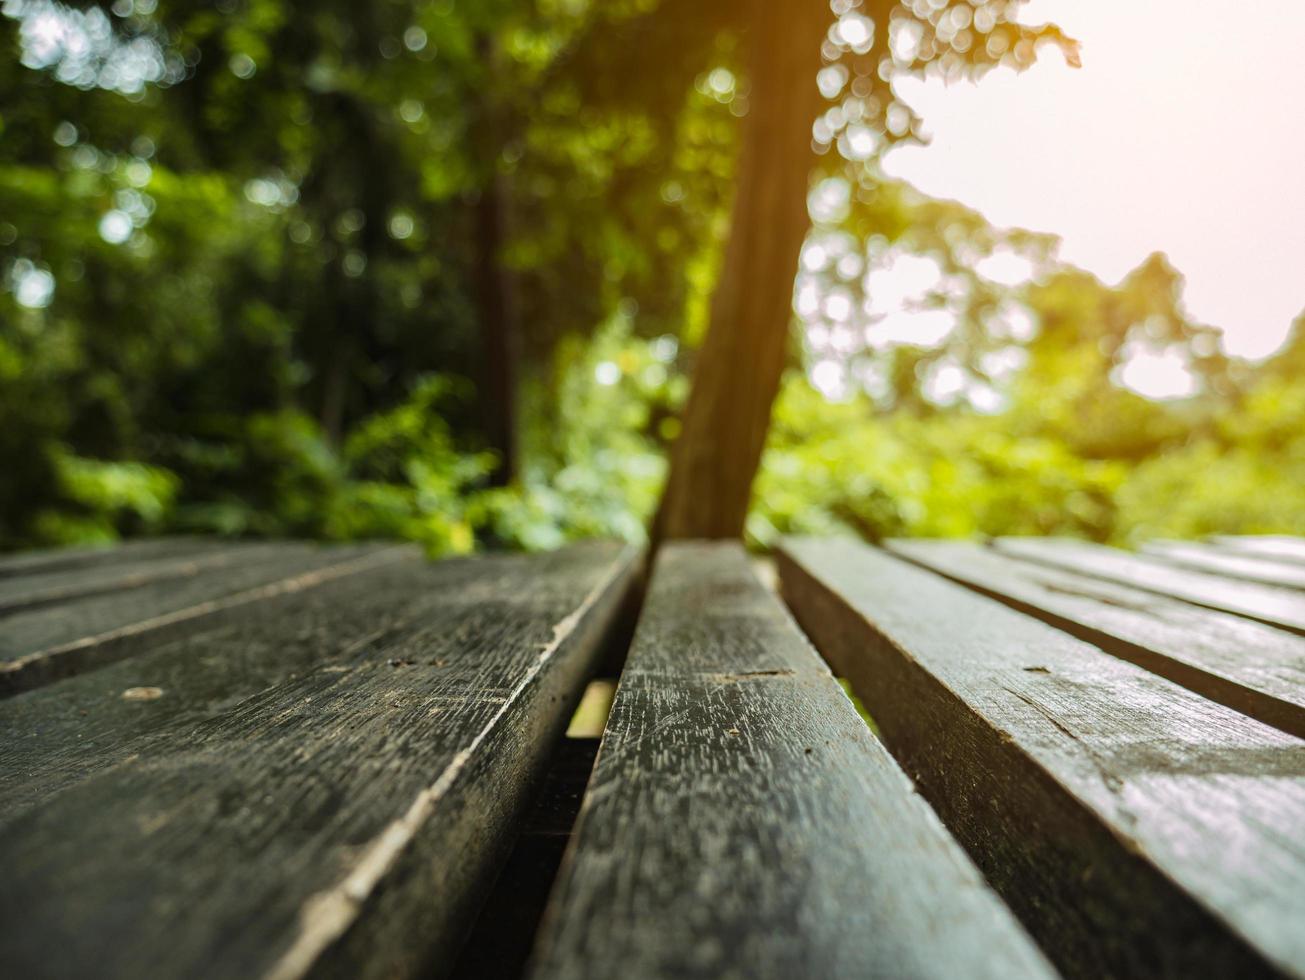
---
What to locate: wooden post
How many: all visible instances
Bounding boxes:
[654,0,829,541]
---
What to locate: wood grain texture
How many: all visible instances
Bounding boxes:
[0,543,412,696]
[1141,540,1305,591]
[0,554,438,825]
[0,540,301,614]
[530,542,1055,980]
[1210,535,1305,566]
[0,537,223,579]
[993,536,1305,634]
[888,539,1305,738]
[0,542,640,980]
[780,537,1305,980]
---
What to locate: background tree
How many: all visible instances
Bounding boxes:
[655,0,1079,540]
[0,0,742,544]
[2,0,1301,553]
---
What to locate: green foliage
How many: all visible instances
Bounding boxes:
[1109,323,1305,541]
[32,449,180,544]
[751,378,1123,547]
[0,0,740,550]
[2,0,1300,555]
[476,317,681,549]
[1115,443,1305,543]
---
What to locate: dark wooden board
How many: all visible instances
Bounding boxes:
[529,542,1055,980]
[0,536,225,579]
[1141,540,1305,591]
[780,537,1305,980]
[0,542,640,980]
[0,543,412,695]
[1211,535,1305,566]
[992,536,1305,634]
[0,554,434,825]
[888,539,1305,738]
[0,540,298,615]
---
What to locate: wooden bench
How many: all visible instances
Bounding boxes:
[1,535,1302,978]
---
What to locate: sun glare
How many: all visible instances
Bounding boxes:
[883,0,1305,362]
[1113,344,1201,401]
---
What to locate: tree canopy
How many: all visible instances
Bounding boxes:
[2,0,1301,553]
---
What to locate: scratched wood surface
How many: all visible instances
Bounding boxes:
[530,542,1055,980]
[887,539,1305,738]
[780,537,1305,980]
[0,553,444,825]
[0,539,283,614]
[1141,540,1305,591]
[0,542,412,696]
[0,542,639,980]
[993,536,1305,634]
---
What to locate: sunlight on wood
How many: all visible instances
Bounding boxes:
[566,678,617,738]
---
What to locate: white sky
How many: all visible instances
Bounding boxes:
[882,0,1305,360]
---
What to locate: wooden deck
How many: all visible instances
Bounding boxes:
[1,535,1302,979]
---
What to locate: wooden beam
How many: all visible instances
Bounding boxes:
[0,540,309,615]
[780,537,1305,980]
[888,539,1305,738]
[1141,540,1305,591]
[0,551,431,825]
[530,542,1054,980]
[1209,535,1305,567]
[0,537,223,579]
[992,536,1305,634]
[0,542,640,980]
[0,543,416,696]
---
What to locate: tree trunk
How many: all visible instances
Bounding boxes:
[475,172,519,486]
[474,35,520,487]
[653,0,828,541]
[320,343,348,446]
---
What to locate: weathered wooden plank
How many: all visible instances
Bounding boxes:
[1141,540,1305,591]
[993,536,1305,634]
[780,537,1305,980]
[529,542,1054,980]
[0,536,223,579]
[0,543,412,695]
[0,553,429,826]
[0,540,297,615]
[0,542,640,980]
[1209,535,1305,567]
[888,539,1305,738]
